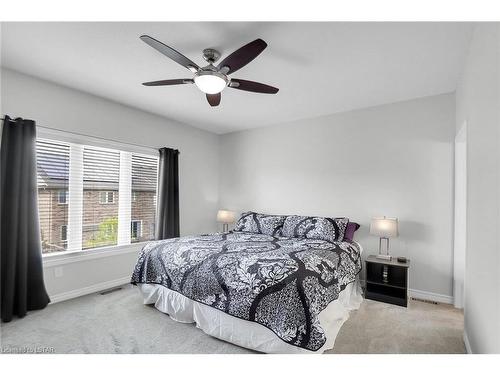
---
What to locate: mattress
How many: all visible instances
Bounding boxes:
[138,278,363,354]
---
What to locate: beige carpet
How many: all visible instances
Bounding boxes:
[0,284,464,354]
[329,298,465,354]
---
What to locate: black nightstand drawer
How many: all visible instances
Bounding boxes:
[366,262,407,288]
[366,283,407,307]
[365,255,410,307]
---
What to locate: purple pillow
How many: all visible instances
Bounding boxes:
[343,222,360,241]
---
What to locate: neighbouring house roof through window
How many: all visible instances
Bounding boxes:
[36,141,157,192]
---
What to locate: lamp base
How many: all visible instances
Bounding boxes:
[377,237,392,261]
[376,254,392,261]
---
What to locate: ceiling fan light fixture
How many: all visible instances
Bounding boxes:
[194,71,228,94]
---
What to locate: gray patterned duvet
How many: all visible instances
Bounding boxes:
[131,231,362,351]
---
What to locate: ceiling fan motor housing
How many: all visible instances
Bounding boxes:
[202,48,221,63]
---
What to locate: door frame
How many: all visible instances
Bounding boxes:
[453,121,467,309]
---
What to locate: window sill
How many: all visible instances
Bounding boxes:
[42,242,145,267]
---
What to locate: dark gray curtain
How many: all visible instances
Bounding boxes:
[1,116,50,322]
[155,147,180,240]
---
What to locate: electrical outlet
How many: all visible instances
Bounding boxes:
[54,267,64,278]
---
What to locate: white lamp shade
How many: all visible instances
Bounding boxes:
[370,217,399,238]
[217,210,236,224]
[194,74,227,94]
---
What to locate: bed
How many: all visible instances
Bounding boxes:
[131,213,363,354]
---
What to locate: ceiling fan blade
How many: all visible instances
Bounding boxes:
[140,35,200,72]
[206,93,221,107]
[217,39,267,75]
[229,79,279,94]
[142,79,193,86]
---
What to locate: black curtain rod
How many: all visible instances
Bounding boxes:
[1,116,175,153]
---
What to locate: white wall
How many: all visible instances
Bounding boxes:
[219,94,456,299]
[455,24,500,354]
[1,68,220,301]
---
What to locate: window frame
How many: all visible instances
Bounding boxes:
[131,220,142,240]
[60,224,68,243]
[37,127,159,261]
[99,191,115,204]
[57,190,69,205]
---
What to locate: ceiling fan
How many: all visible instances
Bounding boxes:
[140,35,279,107]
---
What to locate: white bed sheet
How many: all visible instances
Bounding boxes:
[138,278,363,354]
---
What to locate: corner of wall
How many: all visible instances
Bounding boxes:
[463,329,473,354]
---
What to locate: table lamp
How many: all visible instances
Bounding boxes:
[370,216,399,260]
[217,209,236,232]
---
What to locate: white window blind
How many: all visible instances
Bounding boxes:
[36,138,159,254]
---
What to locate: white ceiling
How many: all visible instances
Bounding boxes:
[1,22,473,134]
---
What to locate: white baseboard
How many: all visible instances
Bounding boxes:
[49,276,131,304]
[463,329,472,354]
[408,288,454,304]
[360,279,454,305]
[51,278,453,307]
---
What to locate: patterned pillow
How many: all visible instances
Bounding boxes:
[234,212,286,236]
[281,215,349,242]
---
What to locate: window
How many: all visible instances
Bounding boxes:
[82,146,120,249]
[61,225,68,242]
[36,138,158,254]
[57,190,68,204]
[99,191,115,204]
[37,140,69,253]
[131,220,142,240]
[131,153,158,243]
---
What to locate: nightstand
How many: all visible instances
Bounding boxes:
[365,255,410,307]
